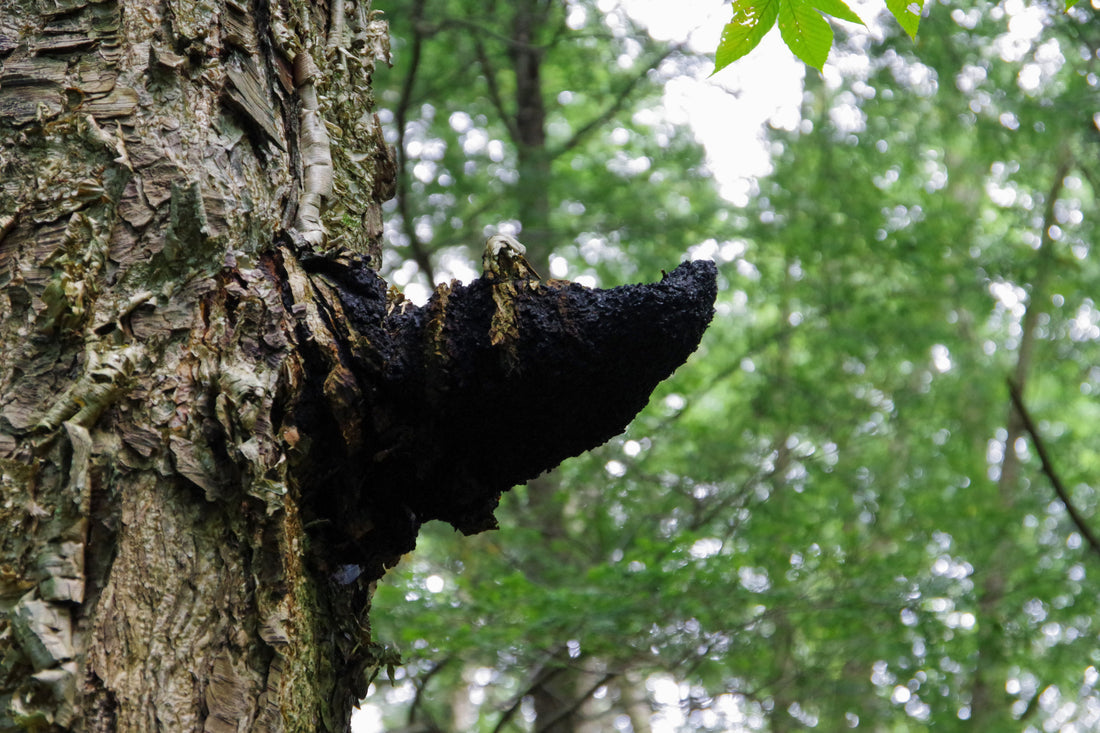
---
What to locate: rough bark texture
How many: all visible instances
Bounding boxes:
[0,0,392,729]
[0,1,716,731]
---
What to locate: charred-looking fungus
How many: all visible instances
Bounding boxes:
[275,238,718,580]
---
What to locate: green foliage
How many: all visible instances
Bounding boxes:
[885,0,924,38]
[716,0,1085,72]
[776,0,838,72]
[715,0,870,72]
[715,0,781,70]
[363,0,1100,731]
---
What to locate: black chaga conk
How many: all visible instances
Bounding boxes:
[281,250,717,578]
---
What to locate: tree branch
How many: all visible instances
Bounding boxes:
[393,0,437,285]
[534,671,618,733]
[473,36,520,143]
[997,148,1074,500]
[553,44,683,157]
[491,659,565,733]
[407,657,453,731]
[1011,149,1072,387]
[1006,378,1100,560]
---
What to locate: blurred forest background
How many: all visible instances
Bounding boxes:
[356,0,1100,730]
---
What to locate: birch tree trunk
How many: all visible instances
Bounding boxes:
[1,0,394,729]
[0,2,716,731]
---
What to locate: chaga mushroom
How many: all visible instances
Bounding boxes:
[275,244,717,579]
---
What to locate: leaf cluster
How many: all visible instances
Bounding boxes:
[714,0,1083,73]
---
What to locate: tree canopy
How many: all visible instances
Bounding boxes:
[359,0,1100,730]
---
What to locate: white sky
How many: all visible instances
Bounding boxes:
[621,0,805,205]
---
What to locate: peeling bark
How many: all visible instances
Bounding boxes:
[0,0,715,730]
[1,0,392,728]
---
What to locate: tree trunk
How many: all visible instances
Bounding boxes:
[1,0,394,729]
[968,150,1072,730]
[0,2,716,731]
[508,0,552,262]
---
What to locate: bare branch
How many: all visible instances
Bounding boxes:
[473,36,521,143]
[1007,379,1100,561]
[553,44,683,157]
[406,657,453,731]
[491,657,566,733]
[534,671,618,733]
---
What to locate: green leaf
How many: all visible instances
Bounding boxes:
[885,0,923,38]
[714,0,780,74]
[777,0,833,72]
[1065,0,1080,7]
[812,0,865,25]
